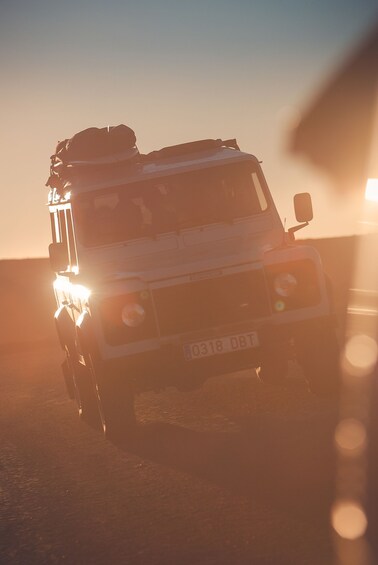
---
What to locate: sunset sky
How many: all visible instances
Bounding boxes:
[1,0,377,259]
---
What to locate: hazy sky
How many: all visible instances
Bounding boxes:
[1,0,377,258]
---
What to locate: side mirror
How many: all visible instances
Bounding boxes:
[294,192,313,223]
[49,242,68,272]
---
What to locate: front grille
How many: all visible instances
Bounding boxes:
[153,269,270,336]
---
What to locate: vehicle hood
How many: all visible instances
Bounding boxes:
[80,216,284,284]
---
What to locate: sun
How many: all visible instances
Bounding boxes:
[364,178,378,202]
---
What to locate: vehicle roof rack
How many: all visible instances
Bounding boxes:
[143,138,240,162]
[45,136,241,196]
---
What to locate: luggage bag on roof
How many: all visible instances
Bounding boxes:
[55,124,137,163]
[46,124,139,191]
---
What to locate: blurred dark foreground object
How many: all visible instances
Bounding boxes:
[290,22,378,193]
[367,373,378,559]
[290,21,378,564]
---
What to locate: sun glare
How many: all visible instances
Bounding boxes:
[342,334,378,377]
[53,279,91,302]
[334,418,367,455]
[332,500,368,540]
[364,178,378,202]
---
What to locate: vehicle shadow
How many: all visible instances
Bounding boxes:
[110,391,337,531]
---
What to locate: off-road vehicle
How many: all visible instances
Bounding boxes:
[47,127,338,439]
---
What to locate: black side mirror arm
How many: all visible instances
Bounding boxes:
[287,221,309,242]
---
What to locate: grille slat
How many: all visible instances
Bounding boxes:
[153,270,269,336]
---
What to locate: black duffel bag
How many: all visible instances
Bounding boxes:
[55,124,137,163]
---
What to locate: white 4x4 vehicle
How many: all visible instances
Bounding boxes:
[47,136,338,439]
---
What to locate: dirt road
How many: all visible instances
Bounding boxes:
[0,342,337,564]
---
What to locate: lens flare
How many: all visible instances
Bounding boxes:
[364,178,378,202]
[331,500,368,540]
[334,418,367,455]
[53,279,91,302]
[342,334,378,377]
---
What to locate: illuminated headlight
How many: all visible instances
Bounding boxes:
[274,272,298,297]
[121,303,146,327]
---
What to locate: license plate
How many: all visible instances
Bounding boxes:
[183,331,259,361]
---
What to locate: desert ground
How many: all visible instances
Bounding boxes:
[0,238,358,564]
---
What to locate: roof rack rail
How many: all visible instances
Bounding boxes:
[143,138,240,162]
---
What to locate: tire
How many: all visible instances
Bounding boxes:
[61,357,75,400]
[86,353,136,440]
[65,346,100,426]
[296,325,340,397]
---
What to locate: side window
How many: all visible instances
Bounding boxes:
[58,209,68,246]
[55,208,77,269]
[252,172,268,211]
[50,211,59,243]
[56,208,69,272]
[50,207,77,272]
[66,209,78,268]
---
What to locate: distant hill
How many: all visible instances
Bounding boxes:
[0,258,56,351]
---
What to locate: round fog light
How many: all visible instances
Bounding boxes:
[121,303,146,327]
[274,272,298,297]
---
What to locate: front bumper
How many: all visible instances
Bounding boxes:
[100,315,335,392]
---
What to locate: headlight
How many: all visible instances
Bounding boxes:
[274,272,298,297]
[121,303,146,327]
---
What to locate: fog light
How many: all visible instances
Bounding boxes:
[121,303,146,327]
[274,272,298,297]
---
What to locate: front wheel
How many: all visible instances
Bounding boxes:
[296,325,340,397]
[87,354,136,440]
[64,346,100,426]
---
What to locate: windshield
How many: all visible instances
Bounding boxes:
[75,162,269,247]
